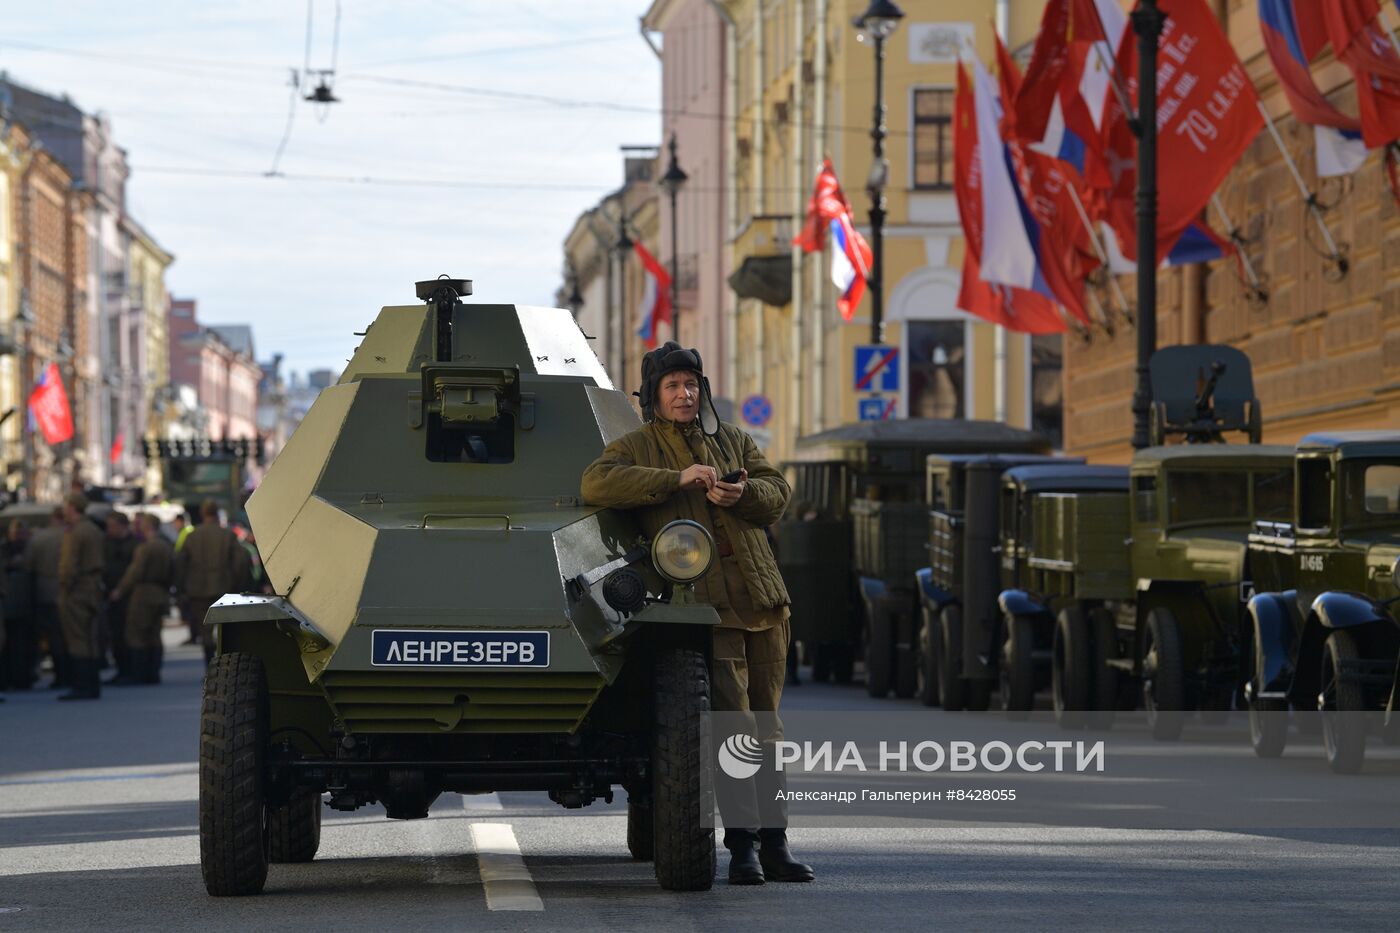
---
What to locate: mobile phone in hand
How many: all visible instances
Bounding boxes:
[720,469,744,484]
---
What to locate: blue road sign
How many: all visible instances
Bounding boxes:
[854,345,899,392]
[858,397,897,421]
[741,394,772,427]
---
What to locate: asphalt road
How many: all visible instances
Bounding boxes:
[2,633,1399,931]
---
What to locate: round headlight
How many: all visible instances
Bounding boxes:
[651,520,715,584]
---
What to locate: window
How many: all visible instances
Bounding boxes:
[1297,459,1332,530]
[1339,460,1400,527]
[1252,469,1293,521]
[1168,471,1247,525]
[907,321,965,419]
[1031,334,1064,450]
[1134,476,1158,524]
[913,88,954,190]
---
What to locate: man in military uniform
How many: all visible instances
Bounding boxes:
[109,514,175,685]
[102,511,137,685]
[176,500,250,664]
[581,341,814,886]
[57,493,104,701]
[26,508,65,688]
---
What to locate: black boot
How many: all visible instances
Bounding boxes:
[58,659,100,701]
[759,829,814,882]
[141,648,162,685]
[725,829,766,885]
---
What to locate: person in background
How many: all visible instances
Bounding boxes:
[109,514,175,686]
[57,492,105,701]
[0,519,33,693]
[102,511,137,685]
[25,508,66,689]
[173,511,198,646]
[176,500,250,664]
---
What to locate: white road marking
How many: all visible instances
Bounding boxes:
[470,822,544,912]
[462,792,504,811]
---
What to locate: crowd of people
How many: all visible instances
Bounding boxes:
[0,486,264,702]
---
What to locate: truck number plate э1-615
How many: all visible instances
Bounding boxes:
[371,630,550,668]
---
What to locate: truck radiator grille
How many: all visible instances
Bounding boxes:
[317,671,606,734]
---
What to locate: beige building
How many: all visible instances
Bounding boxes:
[123,217,173,489]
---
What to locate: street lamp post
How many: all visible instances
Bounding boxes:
[853,0,904,347]
[1130,0,1164,450]
[659,134,688,338]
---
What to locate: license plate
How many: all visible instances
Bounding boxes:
[371,630,550,668]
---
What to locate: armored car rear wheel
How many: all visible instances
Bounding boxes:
[1001,614,1036,721]
[269,790,322,864]
[651,644,715,891]
[199,652,271,896]
[1142,609,1185,742]
[1321,631,1366,775]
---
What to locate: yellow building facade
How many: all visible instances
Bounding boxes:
[125,218,173,491]
[719,0,1054,464]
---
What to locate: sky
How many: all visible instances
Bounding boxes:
[0,0,662,380]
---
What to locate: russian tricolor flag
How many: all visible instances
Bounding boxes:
[830,214,873,321]
[633,240,672,349]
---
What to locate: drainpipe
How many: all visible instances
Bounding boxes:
[811,0,828,431]
[790,0,806,441]
[994,0,1010,423]
[638,16,662,59]
[705,0,740,401]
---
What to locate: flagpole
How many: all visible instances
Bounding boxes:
[1130,0,1164,451]
[1256,100,1348,273]
[1065,182,1132,323]
[1209,193,1266,300]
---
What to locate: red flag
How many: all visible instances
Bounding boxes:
[110,431,124,465]
[29,362,73,446]
[1322,0,1400,146]
[954,65,1068,334]
[1014,0,1110,145]
[633,241,672,349]
[793,158,857,252]
[1101,0,1263,263]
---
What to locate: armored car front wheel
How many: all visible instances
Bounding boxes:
[199,652,271,896]
[651,643,716,891]
[269,790,322,864]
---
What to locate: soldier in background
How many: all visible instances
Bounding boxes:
[0,519,34,692]
[57,493,105,701]
[176,500,250,664]
[25,508,66,689]
[102,512,137,685]
[109,514,175,685]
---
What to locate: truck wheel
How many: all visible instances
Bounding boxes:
[917,606,941,707]
[1052,608,1091,730]
[652,644,715,891]
[1248,697,1288,759]
[269,790,322,864]
[1142,608,1185,741]
[200,652,271,896]
[1000,614,1036,720]
[626,794,654,861]
[1320,631,1366,775]
[1087,607,1119,730]
[864,602,893,699]
[937,605,967,712]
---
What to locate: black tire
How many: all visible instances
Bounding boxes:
[1249,697,1288,759]
[916,606,941,707]
[1000,614,1036,721]
[1321,630,1366,775]
[864,600,893,699]
[200,652,271,896]
[1053,607,1092,730]
[1087,607,1119,730]
[937,605,967,712]
[893,607,918,700]
[811,644,832,684]
[1142,608,1185,742]
[652,644,715,891]
[269,790,322,864]
[626,795,654,861]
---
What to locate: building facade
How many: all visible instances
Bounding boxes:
[119,217,172,488]
[168,299,261,445]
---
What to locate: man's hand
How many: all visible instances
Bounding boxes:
[679,464,717,492]
[706,469,747,507]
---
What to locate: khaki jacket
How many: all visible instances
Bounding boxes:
[116,535,175,627]
[176,523,250,600]
[580,418,791,618]
[58,519,104,605]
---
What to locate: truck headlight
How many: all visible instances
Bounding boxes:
[651,520,715,584]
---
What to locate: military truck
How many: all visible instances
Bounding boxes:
[1245,432,1400,773]
[198,279,722,895]
[915,455,1101,711]
[778,420,1049,695]
[1013,347,1293,738]
[144,437,261,523]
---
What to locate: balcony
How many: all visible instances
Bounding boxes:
[728,214,793,307]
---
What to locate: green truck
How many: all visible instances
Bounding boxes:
[144,438,261,523]
[1245,432,1400,773]
[777,420,1049,694]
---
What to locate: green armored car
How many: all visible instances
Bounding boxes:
[1245,432,1400,773]
[1022,346,1293,738]
[778,420,1049,694]
[198,279,722,895]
